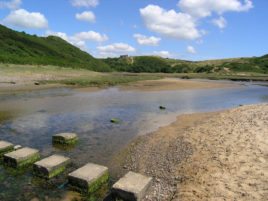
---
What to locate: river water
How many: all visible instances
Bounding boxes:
[0,81,267,200]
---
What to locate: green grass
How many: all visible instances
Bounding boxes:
[102,55,268,74]
[43,74,163,87]
[169,73,268,81]
[0,25,111,72]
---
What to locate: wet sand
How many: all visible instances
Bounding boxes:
[114,104,268,201]
[120,78,240,91]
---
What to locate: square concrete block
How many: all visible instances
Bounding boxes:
[33,154,70,179]
[68,163,109,194]
[0,141,14,156]
[4,147,40,168]
[112,171,152,201]
[52,133,78,145]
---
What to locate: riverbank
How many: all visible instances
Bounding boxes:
[119,78,240,91]
[113,104,268,201]
[1,64,268,93]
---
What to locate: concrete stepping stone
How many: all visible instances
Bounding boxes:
[68,163,109,194]
[0,141,14,156]
[52,133,78,145]
[4,147,40,168]
[112,171,152,201]
[33,154,70,179]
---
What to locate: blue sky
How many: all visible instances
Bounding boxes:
[0,0,267,60]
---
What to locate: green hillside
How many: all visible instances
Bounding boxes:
[0,25,111,72]
[102,54,268,74]
[0,25,267,74]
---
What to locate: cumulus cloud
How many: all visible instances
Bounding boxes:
[97,43,135,57]
[3,9,48,29]
[212,16,227,29]
[71,0,99,7]
[0,0,21,10]
[152,51,171,58]
[178,0,253,18]
[76,11,95,23]
[72,31,108,42]
[46,30,108,50]
[187,46,196,54]
[140,5,200,40]
[133,34,161,46]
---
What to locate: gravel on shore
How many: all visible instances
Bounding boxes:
[112,104,268,201]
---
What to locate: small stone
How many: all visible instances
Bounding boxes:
[68,163,109,194]
[33,154,70,179]
[0,140,14,156]
[52,133,78,145]
[14,145,22,150]
[34,82,40,85]
[4,147,40,168]
[159,106,166,110]
[110,118,121,124]
[112,171,152,201]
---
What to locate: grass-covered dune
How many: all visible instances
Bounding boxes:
[0,25,110,72]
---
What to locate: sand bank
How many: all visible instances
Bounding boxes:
[115,104,268,201]
[120,78,241,91]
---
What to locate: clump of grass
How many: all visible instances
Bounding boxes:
[43,74,162,87]
[0,111,14,123]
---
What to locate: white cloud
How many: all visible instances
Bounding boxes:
[178,0,253,18]
[133,34,161,46]
[71,0,99,7]
[3,9,48,29]
[72,31,108,42]
[97,43,135,57]
[152,51,171,58]
[0,0,21,10]
[76,11,95,23]
[187,46,196,54]
[212,16,227,29]
[46,30,108,50]
[140,5,200,40]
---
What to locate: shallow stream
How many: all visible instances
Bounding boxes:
[0,80,267,200]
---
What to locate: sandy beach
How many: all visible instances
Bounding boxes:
[114,104,268,201]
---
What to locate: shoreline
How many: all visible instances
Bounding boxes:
[111,104,268,201]
[0,77,242,94]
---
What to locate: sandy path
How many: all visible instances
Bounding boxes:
[115,104,268,201]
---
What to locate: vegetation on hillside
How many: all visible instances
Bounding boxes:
[0,24,267,74]
[103,55,268,74]
[0,25,111,72]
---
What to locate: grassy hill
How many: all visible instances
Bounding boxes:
[0,25,111,72]
[102,55,268,74]
[0,25,267,74]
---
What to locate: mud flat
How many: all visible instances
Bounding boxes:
[114,104,268,201]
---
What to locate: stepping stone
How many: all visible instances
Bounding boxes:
[68,163,109,194]
[112,171,152,201]
[52,133,78,145]
[4,147,40,168]
[33,154,70,179]
[0,141,14,156]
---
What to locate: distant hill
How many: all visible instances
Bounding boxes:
[102,55,268,74]
[0,25,111,72]
[0,25,267,74]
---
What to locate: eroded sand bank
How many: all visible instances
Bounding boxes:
[114,104,268,201]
